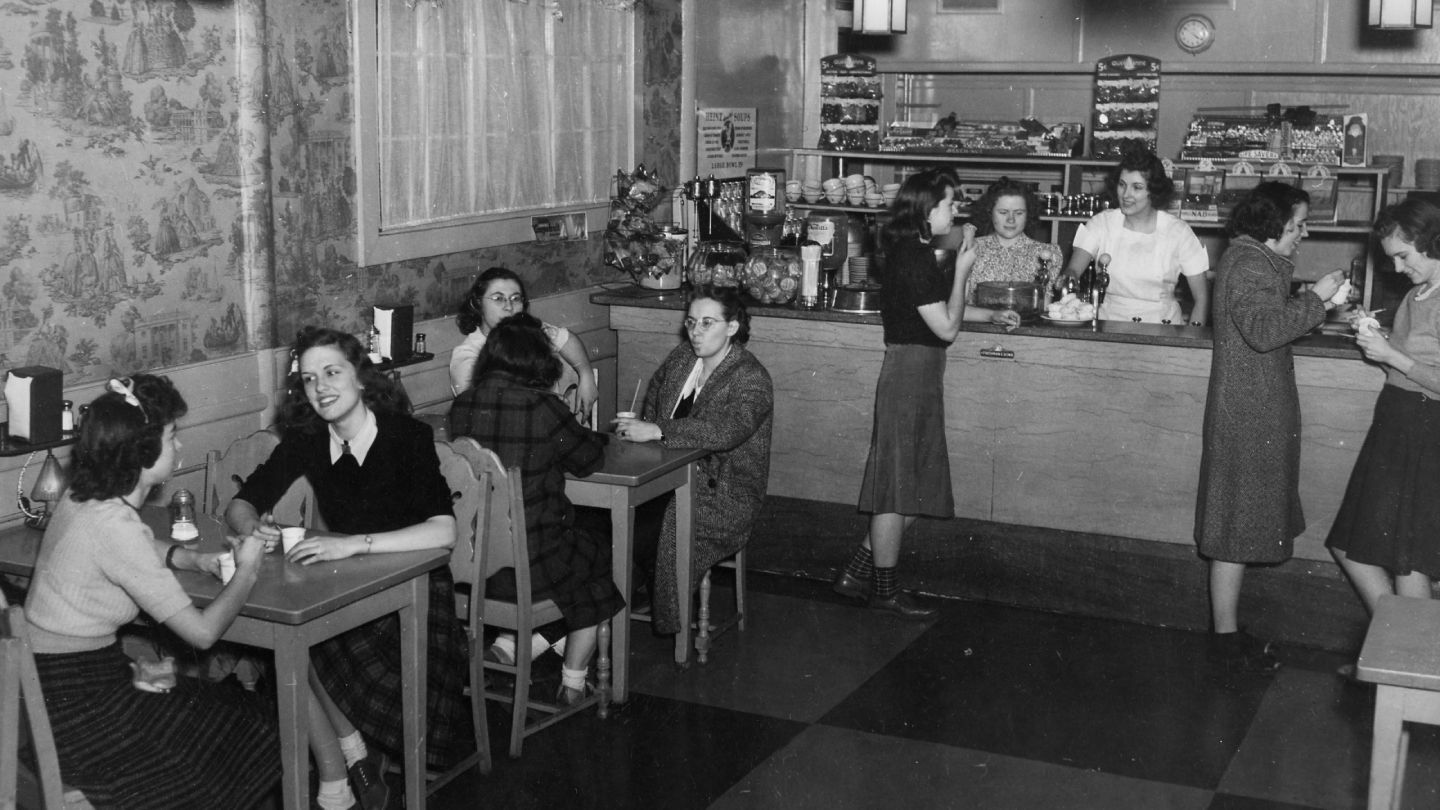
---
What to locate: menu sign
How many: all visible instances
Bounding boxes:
[697,108,756,178]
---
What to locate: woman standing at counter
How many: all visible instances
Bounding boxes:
[1064,149,1211,324]
[1194,181,1344,674]
[965,177,1063,303]
[832,169,1017,620]
[1327,199,1440,617]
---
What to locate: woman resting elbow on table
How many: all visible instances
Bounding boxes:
[225,326,468,810]
[612,285,775,636]
[448,313,624,705]
[450,266,598,424]
[24,375,279,809]
[1063,148,1211,325]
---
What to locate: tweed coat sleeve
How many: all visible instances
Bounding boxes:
[1223,239,1325,354]
[642,343,773,453]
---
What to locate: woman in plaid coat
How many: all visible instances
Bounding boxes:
[449,313,624,704]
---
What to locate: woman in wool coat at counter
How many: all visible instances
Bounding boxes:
[1194,181,1345,674]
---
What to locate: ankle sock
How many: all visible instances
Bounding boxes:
[316,779,355,810]
[338,731,367,767]
[491,632,561,664]
[873,566,898,600]
[844,545,875,581]
[561,665,588,692]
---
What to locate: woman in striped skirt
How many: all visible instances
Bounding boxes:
[25,375,278,809]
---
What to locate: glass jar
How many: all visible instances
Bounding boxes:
[685,240,748,288]
[741,247,801,305]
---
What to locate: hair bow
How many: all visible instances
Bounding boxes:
[107,377,148,422]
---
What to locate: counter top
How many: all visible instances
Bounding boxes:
[592,284,1364,360]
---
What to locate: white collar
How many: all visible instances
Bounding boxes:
[329,407,378,464]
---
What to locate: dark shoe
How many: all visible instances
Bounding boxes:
[867,591,938,620]
[348,751,390,810]
[832,571,871,601]
[1207,629,1280,675]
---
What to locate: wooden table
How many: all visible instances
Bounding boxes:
[0,508,449,810]
[1356,595,1440,810]
[566,440,706,702]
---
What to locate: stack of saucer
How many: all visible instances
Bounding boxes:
[1416,158,1440,190]
[1371,155,1405,189]
[847,256,871,285]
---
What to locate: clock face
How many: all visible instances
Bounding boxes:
[1176,15,1214,55]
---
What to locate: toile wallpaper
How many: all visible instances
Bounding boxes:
[0,0,681,386]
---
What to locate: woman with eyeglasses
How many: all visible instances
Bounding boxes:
[450,267,599,423]
[612,285,774,637]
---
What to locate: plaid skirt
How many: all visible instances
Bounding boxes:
[311,567,474,770]
[34,643,279,810]
[857,344,955,518]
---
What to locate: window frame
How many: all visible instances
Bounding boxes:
[350,0,636,266]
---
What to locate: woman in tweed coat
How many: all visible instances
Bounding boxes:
[613,285,774,636]
[1194,182,1345,673]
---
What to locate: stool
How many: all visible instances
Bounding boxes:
[1356,594,1440,810]
[695,548,746,665]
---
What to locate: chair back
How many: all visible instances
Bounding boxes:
[0,592,67,810]
[432,439,489,590]
[203,429,318,529]
[447,439,532,598]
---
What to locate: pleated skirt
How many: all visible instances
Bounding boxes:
[857,344,955,518]
[34,643,279,810]
[1326,384,1440,578]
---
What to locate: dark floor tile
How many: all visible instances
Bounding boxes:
[818,601,1271,789]
[428,692,807,810]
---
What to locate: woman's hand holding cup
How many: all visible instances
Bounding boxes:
[612,413,661,443]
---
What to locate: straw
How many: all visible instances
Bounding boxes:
[629,378,643,414]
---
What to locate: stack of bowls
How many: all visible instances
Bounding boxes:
[848,255,871,285]
[844,174,866,206]
[864,188,885,208]
[785,180,802,204]
[881,183,901,205]
[822,178,845,204]
[1416,158,1440,191]
[802,179,824,204]
[1371,155,1405,189]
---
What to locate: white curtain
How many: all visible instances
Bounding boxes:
[378,0,633,229]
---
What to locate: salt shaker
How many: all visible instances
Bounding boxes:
[170,489,199,542]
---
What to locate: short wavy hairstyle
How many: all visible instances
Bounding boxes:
[474,313,562,389]
[881,168,959,245]
[1105,148,1175,212]
[1374,197,1440,260]
[687,284,752,345]
[457,267,528,335]
[278,326,409,433]
[69,374,188,502]
[972,177,1040,238]
[1226,181,1310,242]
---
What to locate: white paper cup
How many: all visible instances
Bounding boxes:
[218,551,236,584]
[281,527,306,554]
[615,411,638,420]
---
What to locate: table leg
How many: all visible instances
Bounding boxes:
[609,497,634,703]
[1369,684,1406,810]
[400,576,428,810]
[273,632,309,810]
[673,463,694,668]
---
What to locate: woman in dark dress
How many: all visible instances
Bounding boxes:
[448,313,624,704]
[832,168,1019,620]
[226,327,469,810]
[1194,182,1344,674]
[25,375,279,809]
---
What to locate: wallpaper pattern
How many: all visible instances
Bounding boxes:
[0,0,681,385]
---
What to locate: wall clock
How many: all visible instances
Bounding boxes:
[1175,14,1215,55]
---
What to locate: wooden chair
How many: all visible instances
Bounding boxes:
[203,429,318,530]
[448,437,611,760]
[695,547,747,665]
[426,439,494,793]
[0,593,90,810]
[1356,594,1440,810]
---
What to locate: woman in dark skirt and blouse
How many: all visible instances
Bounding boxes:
[448,313,625,704]
[227,327,469,810]
[832,169,1020,620]
[1328,199,1440,615]
[25,375,279,809]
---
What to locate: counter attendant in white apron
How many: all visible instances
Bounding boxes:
[1066,151,1210,324]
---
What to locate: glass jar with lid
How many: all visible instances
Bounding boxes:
[741,246,801,305]
[685,240,748,288]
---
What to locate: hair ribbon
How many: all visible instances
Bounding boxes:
[107,377,148,422]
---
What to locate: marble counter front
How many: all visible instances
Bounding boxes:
[595,286,1384,561]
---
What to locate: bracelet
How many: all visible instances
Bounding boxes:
[363,534,374,555]
[164,545,181,571]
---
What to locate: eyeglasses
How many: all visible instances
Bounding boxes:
[683,316,725,332]
[484,293,526,307]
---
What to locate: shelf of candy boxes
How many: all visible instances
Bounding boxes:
[785,174,899,208]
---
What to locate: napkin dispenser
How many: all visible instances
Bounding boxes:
[4,366,63,444]
[372,304,413,363]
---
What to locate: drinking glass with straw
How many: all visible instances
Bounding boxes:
[616,378,643,421]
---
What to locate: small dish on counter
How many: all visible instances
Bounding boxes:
[1040,315,1092,327]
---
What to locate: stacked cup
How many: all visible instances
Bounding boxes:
[785,179,802,204]
[822,178,845,204]
[802,179,824,203]
[844,174,866,206]
[864,188,885,208]
[881,183,901,206]
[848,255,871,285]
